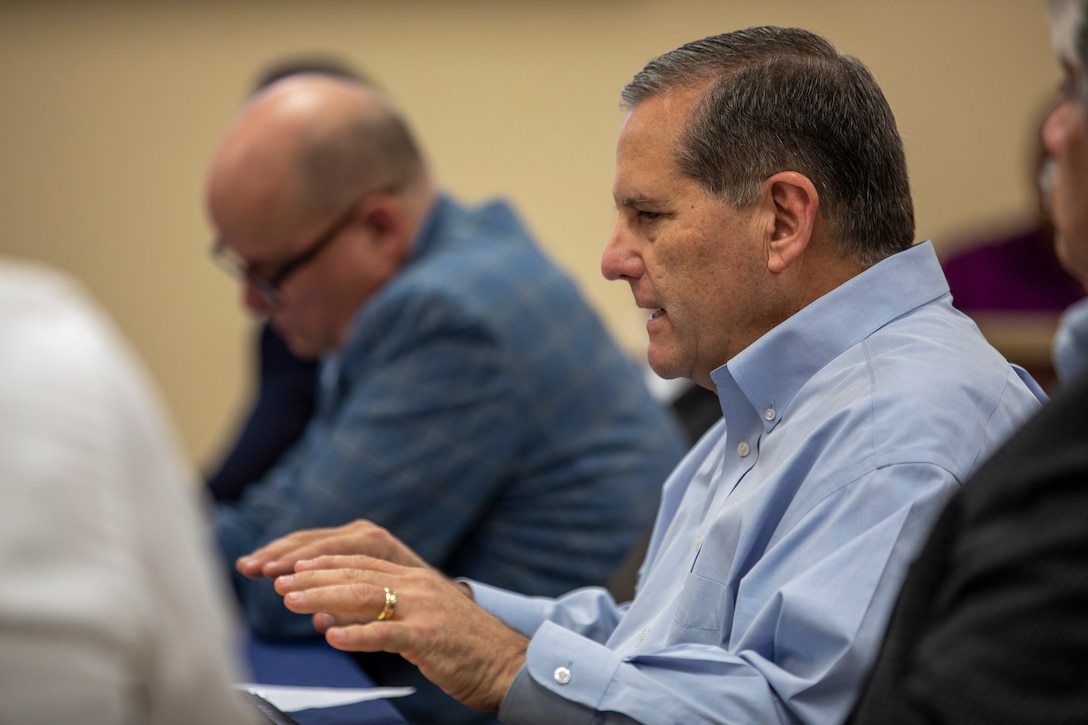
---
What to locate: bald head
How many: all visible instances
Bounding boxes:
[205,75,435,357]
[206,74,431,238]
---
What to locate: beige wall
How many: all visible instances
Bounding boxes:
[0,0,1059,469]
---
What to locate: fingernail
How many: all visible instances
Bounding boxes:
[285,591,304,604]
[295,559,314,570]
[277,575,294,587]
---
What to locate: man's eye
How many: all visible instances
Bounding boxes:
[1061,76,1076,100]
[1058,61,1085,101]
[636,210,660,223]
[247,264,276,280]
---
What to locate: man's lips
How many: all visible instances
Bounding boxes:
[636,294,665,322]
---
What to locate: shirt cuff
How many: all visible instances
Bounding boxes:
[498,620,624,724]
[461,579,556,638]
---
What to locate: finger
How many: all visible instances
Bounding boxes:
[237,553,296,579]
[325,621,405,654]
[313,611,371,631]
[259,542,339,578]
[236,552,274,579]
[235,528,336,578]
[237,519,387,578]
[294,554,404,575]
[273,558,395,598]
[265,526,400,576]
[282,580,390,619]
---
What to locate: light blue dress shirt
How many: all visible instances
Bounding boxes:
[471,242,1045,725]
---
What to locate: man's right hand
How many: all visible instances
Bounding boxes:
[275,554,525,712]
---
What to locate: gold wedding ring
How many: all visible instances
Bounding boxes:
[377,587,397,621]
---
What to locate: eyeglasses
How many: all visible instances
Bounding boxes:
[211,197,361,308]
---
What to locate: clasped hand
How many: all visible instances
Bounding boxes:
[237,520,528,712]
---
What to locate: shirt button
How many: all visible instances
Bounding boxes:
[737,441,751,457]
[553,666,572,685]
[764,407,776,421]
[640,627,650,641]
[694,535,703,548]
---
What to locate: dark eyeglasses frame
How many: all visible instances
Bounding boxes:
[211,197,362,308]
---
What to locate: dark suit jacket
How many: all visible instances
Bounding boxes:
[845,368,1088,724]
[205,324,317,502]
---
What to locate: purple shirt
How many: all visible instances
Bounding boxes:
[942,224,1085,312]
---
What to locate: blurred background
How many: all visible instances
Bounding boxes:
[0,0,1059,469]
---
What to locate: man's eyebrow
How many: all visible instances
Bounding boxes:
[616,194,657,208]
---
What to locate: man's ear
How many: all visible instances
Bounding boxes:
[359,194,413,267]
[763,171,819,274]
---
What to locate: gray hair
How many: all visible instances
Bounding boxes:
[1050,0,1088,76]
[621,26,914,267]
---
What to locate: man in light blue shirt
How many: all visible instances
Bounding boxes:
[237,27,1045,724]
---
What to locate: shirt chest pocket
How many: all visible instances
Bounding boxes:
[667,570,734,646]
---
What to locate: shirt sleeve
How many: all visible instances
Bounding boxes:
[847,373,1088,725]
[497,462,960,725]
[216,296,524,637]
[469,581,629,641]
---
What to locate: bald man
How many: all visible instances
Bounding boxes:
[205,75,687,724]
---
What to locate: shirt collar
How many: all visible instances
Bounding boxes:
[406,193,451,265]
[709,241,949,434]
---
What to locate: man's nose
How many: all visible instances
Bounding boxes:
[601,221,641,282]
[1042,100,1068,158]
[242,283,271,315]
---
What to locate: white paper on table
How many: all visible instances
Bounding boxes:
[236,683,415,712]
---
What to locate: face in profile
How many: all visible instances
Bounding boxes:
[1043,58,1088,286]
[601,87,774,389]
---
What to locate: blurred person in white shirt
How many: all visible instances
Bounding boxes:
[0,259,259,725]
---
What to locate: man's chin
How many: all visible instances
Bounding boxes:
[1054,227,1088,276]
[646,349,685,382]
[279,332,323,361]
